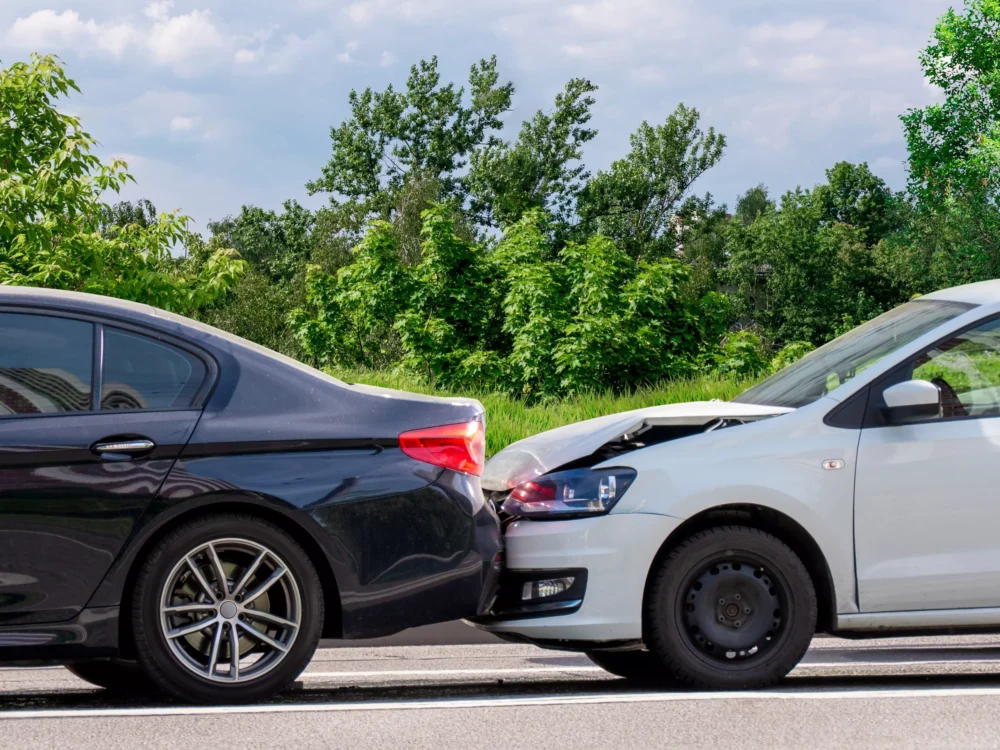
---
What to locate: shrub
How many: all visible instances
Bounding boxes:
[770,340,816,373]
[292,204,733,398]
[711,331,769,377]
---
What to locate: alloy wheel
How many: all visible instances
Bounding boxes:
[158,538,302,683]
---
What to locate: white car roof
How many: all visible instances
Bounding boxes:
[923,280,1000,306]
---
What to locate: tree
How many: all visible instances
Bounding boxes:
[395,204,502,382]
[578,104,726,262]
[901,0,1000,280]
[671,194,731,296]
[100,199,159,233]
[206,200,315,282]
[290,221,413,369]
[0,54,245,314]
[814,161,901,244]
[306,56,515,233]
[726,165,903,346]
[292,205,730,397]
[735,184,771,226]
[467,78,598,233]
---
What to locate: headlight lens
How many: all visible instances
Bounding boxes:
[501,467,637,519]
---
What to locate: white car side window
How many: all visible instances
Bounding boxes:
[912,318,1000,419]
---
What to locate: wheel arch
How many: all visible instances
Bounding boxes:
[115,500,343,658]
[641,504,837,635]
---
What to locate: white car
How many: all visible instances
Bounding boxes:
[475,280,1000,689]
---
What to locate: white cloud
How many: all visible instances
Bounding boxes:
[341,0,470,25]
[146,9,225,69]
[169,115,197,132]
[749,20,827,42]
[144,1,175,22]
[265,31,328,73]
[630,65,666,85]
[234,48,256,64]
[7,9,136,58]
[87,90,235,144]
[6,4,261,75]
[347,3,373,23]
[380,50,396,68]
[780,53,827,80]
[336,40,359,63]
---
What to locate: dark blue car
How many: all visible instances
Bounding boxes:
[0,286,501,703]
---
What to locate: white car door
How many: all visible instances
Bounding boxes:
[855,316,1000,613]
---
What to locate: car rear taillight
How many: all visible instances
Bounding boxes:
[398,420,486,476]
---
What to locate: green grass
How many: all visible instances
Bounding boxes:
[330,369,755,457]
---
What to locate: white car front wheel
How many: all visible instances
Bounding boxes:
[644,525,817,690]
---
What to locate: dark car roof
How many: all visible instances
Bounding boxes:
[0,285,483,419]
[0,284,349,382]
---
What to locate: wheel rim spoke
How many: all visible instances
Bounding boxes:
[232,550,266,599]
[242,609,297,631]
[242,567,286,605]
[164,603,217,615]
[167,617,216,640]
[237,620,290,652]
[207,623,223,676]
[185,556,219,602]
[229,625,241,681]
[206,543,229,597]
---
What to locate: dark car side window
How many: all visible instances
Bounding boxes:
[101,328,207,411]
[0,313,94,415]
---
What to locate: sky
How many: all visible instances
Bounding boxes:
[2,0,953,233]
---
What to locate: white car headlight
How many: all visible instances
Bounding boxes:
[501,467,637,519]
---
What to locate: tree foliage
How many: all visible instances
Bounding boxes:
[578,104,726,261]
[727,162,903,346]
[306,56,514,232]
[292,205,728,397]
[467,78,598,232]
[0,54,245,314]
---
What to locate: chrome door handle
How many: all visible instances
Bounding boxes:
[93,439,155,456]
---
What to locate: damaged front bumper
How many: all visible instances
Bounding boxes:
[471,512,683,644]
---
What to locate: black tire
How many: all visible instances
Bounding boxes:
[132,514,324,704]
[644,525,816,690]
[585,650,674,684]
[65,660,159,693]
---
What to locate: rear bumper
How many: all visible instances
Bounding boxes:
[473,513,682,644]
[335,468,503,640]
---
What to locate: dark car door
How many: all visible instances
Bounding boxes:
[0,312,211,625]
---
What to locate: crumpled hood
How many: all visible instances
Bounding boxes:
[481,400,791,491]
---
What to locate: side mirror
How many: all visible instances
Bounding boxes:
[882,379,942,424]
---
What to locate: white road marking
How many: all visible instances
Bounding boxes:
[299,667,602,678]
[298,659,1000,680]
[799,659,1000,668]
[6,685,1000,720]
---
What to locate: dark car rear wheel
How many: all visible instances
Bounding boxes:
[586,650,675,684]
[645,525,816,690]
[132,514,324,704]
[65,660,159,693]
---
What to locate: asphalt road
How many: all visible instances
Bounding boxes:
[5,634,1000,748]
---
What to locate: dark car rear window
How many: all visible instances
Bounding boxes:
[101,328,207,411]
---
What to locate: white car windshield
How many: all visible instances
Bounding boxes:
[734,299,976,409]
